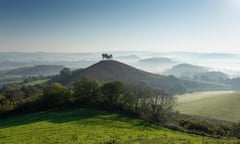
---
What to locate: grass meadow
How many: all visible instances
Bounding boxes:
[0,108,239,144]
[176,91,240,122]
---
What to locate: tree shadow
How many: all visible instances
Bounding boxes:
[0,108,107,129]
[0,107,161,131]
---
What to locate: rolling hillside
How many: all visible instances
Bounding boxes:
[0,65,64,76]
[164,63,208,77]
[0,108,238,144]
[138,57,176,64]
[59,60,187,95]
[176,91,240,122]
[56,60,232,95]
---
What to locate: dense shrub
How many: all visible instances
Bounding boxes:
[0,95,14,113]
[1,84,24,106]
[101,81,125,106]
[231,122,240,138]
[178,119,231,136]
[73,78,101,104]
[41,83,71,108]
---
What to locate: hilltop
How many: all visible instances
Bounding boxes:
[55,60,232,94]
[57,60,187,95]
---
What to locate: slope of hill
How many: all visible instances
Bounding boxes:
[182,79,231,92]
[60,60,187,95]
[0,61,30,71]
[0,65,64,77]
[176,91,240,122]
[57,60,233,95]
[136,57,177,73]
[0,108,238,144]
[165,63,208,77]
[194,71,229,83]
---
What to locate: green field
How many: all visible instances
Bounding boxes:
[0,108,238,144]
[176,91,240,122]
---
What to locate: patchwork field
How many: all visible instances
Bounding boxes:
[0,108,238,144]
[176,91,240,122]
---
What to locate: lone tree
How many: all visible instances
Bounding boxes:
[102,53,113,60]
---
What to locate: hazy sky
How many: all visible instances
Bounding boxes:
[0,0,240,53]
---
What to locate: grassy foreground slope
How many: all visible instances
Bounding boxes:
[0,108,239,144]
[176,91,240,122]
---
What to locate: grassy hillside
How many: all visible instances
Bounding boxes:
[0,65,64,76]
[176,91,240,122]
[59,60,188,95]
[56,60,232,95]
[0,108,238,144]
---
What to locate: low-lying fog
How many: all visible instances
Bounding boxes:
[0,51,240,78]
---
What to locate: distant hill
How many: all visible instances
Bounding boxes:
[136,57,177,74]
[0,65,64,76]
[164,64,230,84]
[165,64,208,78]
[194,71,229,83]
[138,57,176,64]
[0,61,29,70]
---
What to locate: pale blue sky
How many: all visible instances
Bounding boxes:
[0,0,240,53]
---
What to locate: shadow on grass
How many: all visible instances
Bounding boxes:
[0,108,107,129]
[0,107,159,130]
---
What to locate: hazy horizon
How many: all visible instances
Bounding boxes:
[0,0,240,53]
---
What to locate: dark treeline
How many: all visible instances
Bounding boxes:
[0,78,239,139]
[0,78,175,123]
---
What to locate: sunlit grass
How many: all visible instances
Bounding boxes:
[0,108,239,144]
[176,91,240,122]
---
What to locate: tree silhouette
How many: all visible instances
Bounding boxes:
[102,53,113,60]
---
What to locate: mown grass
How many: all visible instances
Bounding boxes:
[0,107,239,144]
[176,91,240,122]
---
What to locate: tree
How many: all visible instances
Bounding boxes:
[2,84,25,107]
[60,68,72,77]
[59,67,72,83]
[148,90,175,122]
[102,53,113,60]
[125,86,176,123]
[21,85,43,98]
[0,95,13,113]
[41,83,70,108]
[101,81,125,106]
[73,78,100,104]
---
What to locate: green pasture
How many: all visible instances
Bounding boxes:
[176,91,240,122]
[0,108,238,144]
